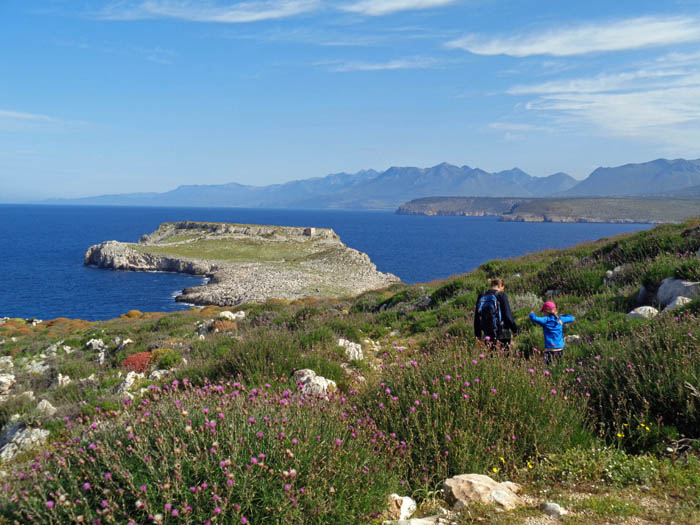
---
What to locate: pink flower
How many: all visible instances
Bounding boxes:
[82,482,91,491]
[241,517,249,524]
[104,473,112,480]
[285,484,292,491]
[46,501,55,509]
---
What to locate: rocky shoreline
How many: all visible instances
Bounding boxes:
[85,221,400,306]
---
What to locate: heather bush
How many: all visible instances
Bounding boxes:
[360,339,593,488]
[1,380,408,523]
[560,312,700,453]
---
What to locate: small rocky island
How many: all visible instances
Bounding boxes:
[85,221,400,306]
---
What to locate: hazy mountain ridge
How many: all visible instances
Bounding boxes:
[45,158,700,209]
[46,163,577,210]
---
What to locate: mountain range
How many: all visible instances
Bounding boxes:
[46,158,700,210]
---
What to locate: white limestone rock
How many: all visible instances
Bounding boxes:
[56,373,72,387]
[293,369,336,396]
[540,502,568,518]
[117,338,134,351]
[0,357,13,372]
[86,338,106,351]
[218,310,246,321]
[663,296,693,313]
[26,360,50,375]
[657,277,700,306]
[36,399,57,416]
[0,375,16,394]
[386,494,417,521]
[627,306,659,319]
[118,371,145,394]
[442,473,524,511]
[338,338,363,361]
[0,423,50,463]
[149,369,170,381]
[564,335,582,345]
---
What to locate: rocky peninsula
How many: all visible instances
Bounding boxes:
[397,196,700,223]
[85,221,399,306]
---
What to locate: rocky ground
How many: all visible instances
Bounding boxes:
[85,221,400,306]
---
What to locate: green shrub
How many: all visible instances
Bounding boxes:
[430,278,467,306]
[1,382,407,524]
[561,313,700,453]
[361,341,593,488]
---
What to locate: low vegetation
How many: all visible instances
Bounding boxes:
[1,219,700,523]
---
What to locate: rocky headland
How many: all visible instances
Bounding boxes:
[397,196,700,224]
[85,221,399,306]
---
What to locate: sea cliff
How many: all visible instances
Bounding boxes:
[85,221,399,306]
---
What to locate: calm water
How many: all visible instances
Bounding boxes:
[0,205,649,320]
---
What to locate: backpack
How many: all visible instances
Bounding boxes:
[477,293,502,335]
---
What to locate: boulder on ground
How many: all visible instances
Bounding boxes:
[442,473,524,511]
[0,374,15,394]
[218,310,246,321]
[118,371,145,394]
[86,338,106,351]
[636,285,654,305]
[293,369,336,396]
[338,338,363,361]
[149,369,170,381]
[55,373,72,387]
[564,335,581,345]
[0,357,12,372]
[0,422,50,463]
[663,296,693,313]
[36,399,57,416]
[540,502,568,518]
[386,494,417,521]
[627,306,659,319]
[25,360,50,375]
[657,277,700,306]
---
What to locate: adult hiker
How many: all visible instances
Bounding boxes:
[474,278,518,347]
[529,301,575,364]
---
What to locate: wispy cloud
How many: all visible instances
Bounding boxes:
[0,109,55,123]
[446,16,700,56]
[488,122,552,132]
[318,56,440,72]
[510,61,700,149]
[508,69,689,95]
[98,0,321,23]
[341,0,457,16]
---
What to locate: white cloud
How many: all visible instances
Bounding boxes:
[341,0,457,16]
[508,69,689,95]
[98,0,321,23]
[320,56,440,72]
[511,64,700,150]
[446,16,700,56]
[489,122,552,132]
[0,109,54,122]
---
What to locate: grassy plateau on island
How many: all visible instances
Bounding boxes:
[1,219,700,523]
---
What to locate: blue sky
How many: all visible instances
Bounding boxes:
[2,0,700,201]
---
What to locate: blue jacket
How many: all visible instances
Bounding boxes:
[529,313,575,349]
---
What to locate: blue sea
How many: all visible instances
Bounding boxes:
[0,205,650,321]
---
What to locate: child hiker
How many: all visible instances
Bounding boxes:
[529,301,575,364]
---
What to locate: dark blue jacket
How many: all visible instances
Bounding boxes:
[529,313,575,349]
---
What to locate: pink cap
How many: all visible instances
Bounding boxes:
[541,301,557,313]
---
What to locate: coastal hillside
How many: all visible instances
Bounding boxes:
[397,196,700,223]
[85,221,400,305]
[1,220,700,523]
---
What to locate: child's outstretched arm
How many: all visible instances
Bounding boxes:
[529,312,547,325]
[560,314,575,324]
